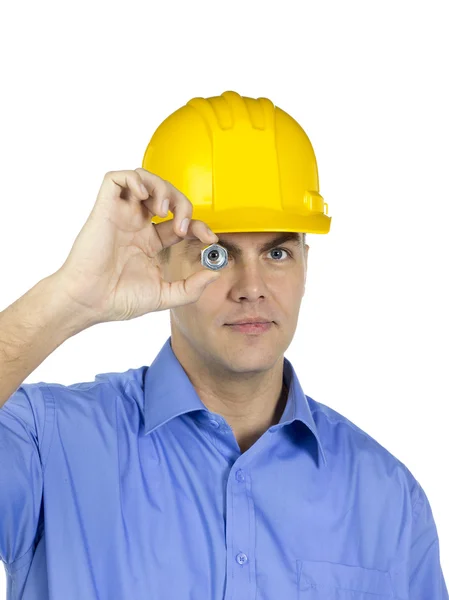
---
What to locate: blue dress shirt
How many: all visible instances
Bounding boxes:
[1,336,447,599]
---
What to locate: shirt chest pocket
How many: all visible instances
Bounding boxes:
[297,559,398,599]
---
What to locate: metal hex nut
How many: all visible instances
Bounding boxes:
[201,244,228,271]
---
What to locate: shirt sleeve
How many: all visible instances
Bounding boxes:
[0,384,49,568]
[409,480,449,599]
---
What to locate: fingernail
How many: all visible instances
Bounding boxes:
[180,218,189,234]
[161,198,169,216]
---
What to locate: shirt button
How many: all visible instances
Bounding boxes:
[235,469,245,482]
[210,419,220,428]
[236,552,248,565]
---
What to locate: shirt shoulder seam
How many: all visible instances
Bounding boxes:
[310,404,424,519]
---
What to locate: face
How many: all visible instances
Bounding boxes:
[159,231,309,377]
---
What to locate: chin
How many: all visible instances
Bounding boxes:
[224,345,280,368]
[229,357,279,375]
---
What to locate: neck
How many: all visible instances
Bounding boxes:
[170,333,289,450]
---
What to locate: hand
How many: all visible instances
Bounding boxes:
[54,168,221,324]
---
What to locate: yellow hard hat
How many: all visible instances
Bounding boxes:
[141,90,331,235]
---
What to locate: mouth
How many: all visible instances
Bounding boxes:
[225,322,273,334]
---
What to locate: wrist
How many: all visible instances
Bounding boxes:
[39,272,100,338]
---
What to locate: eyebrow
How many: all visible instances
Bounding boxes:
[184,232,301,257]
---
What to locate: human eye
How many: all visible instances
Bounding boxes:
[268,247,291,261]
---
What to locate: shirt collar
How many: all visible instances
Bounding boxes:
[144,337,327,466]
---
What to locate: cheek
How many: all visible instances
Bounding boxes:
[270,278,304,310]
[197,279,224,306]
[191,281,227,325]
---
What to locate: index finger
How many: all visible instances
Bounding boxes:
[136,168,194,238]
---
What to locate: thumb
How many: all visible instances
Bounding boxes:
[166,270,221,307]
[187,269,222,296]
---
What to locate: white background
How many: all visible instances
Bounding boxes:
[0,0,448,594]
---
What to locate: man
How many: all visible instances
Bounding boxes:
[0,91,447,599]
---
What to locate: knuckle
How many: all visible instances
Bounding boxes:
[166,180,192,208]
[148,181,164,201]
[136,167,164,183]
[159,179,168,194]
[135,167,150,176]
[135,169,168,199]
[132,171,143,184]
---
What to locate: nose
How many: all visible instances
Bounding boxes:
[229,261,269,303]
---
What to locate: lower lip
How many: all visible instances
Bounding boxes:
[226,322,273,333]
